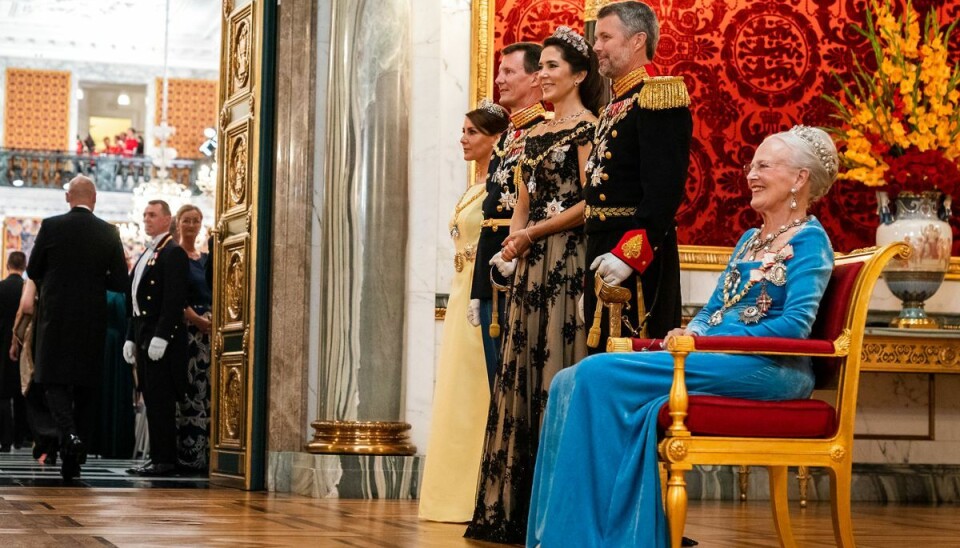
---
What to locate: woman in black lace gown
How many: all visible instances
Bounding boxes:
[465,27,604,544]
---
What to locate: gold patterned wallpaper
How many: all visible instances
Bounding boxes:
[154,78,219,159]
[3,68,71,151]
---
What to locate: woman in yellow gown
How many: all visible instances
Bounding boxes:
[419,101,509,522]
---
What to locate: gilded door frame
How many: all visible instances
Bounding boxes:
[210,0,276,490]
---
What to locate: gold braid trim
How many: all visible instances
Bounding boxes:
[637,76,691,110]
[611,66,649,99]
[510,102,547,129]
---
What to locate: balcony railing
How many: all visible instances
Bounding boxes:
[0,148,206,193]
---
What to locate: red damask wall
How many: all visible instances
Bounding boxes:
[493,0,960,252]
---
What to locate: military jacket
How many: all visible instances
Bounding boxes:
[471,103,547,300]
[582,70,693,345]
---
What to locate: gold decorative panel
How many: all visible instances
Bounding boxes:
[862,335,960,374]
[226,4,254,103]
[220,235,249,332]
[154,78,219,159]
[220,118,252,215]
[3,68,70,151]
[211,0,263,490]
[218,352,246,448]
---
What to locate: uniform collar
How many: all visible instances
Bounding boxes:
[611,66,649,100]
[509,102,547,129]
[149,232,172,250]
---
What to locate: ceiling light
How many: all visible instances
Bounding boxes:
[117,92,130,106]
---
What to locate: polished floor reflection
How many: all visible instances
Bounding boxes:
[0,449,208,488]
[0,476,955,547]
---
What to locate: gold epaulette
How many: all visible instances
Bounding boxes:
[637,76,690,110]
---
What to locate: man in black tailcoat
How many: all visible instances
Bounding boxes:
[123,200,188,477]
[26,177,129,480]
[583,1,693,352]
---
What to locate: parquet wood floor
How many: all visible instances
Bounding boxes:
[0,486,957,547]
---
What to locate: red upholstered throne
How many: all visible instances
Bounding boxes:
[608,242,910,548]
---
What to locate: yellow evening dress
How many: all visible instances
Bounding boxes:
[418,182,491,522]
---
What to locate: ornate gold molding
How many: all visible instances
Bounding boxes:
[307,420,417,455]
[678,245,732,271]
[584,0,615,22]
[679,245,960,280]
[470,0,493,106]
[861,335,960,373]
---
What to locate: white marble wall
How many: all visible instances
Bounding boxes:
[403,0,472,453]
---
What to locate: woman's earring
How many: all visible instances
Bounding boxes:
[574,80,581,86]
[789,188,798,210]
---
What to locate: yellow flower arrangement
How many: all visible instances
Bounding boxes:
[826,0,960,194]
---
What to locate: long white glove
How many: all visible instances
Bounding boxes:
[147,337,169,361]
[466,299,481,327]
[123,340,137,365]
[590,253,634,286]
[577,294,584,324]
[489,251,517,277]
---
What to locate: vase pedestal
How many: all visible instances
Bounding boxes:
[889,299,941,329]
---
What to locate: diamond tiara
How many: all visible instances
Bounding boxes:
[478,97,508,118]
[790,125,838,178]
[553,26,589,57]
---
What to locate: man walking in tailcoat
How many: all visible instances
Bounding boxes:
[26,176,129,480]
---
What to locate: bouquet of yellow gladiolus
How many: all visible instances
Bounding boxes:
[825,0,960,198]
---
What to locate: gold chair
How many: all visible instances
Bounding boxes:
[610,242,909,548]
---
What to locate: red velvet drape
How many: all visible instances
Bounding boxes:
[491,0,960,252]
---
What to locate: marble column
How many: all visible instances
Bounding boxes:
[317,0,410,423]
[266,0,318,452]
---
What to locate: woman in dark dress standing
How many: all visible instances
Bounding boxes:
[465,27,603,543]
[175,205,212,473]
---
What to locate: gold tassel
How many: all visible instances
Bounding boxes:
[587,297,604,348]
[637,76,691,110]
[489,287,501,339]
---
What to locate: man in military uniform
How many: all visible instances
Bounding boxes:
[123,200,189,477]
[583,1,693,353]
[467,42,547,391]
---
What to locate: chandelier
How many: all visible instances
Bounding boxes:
[120,0,196,246]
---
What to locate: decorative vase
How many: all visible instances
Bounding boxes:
[876,190,953,328]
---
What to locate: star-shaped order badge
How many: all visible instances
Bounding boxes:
[544,199,564,218]
[499,191,517,211]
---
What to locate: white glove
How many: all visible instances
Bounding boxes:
[590,253,634,286]
[147,337,169,361]
[122,340,136,365]
[467,299,481,327]
[577,294,584,324]
[489,251,517,277]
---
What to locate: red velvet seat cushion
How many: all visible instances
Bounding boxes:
[657,396,838,438]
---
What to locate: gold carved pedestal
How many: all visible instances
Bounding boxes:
[307,420,417,455]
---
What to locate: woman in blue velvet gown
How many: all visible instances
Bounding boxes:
[526,126,840,547]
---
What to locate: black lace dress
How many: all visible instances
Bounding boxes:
[465,120,591,543]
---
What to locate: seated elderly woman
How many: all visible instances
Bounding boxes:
[526,126,840,548]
